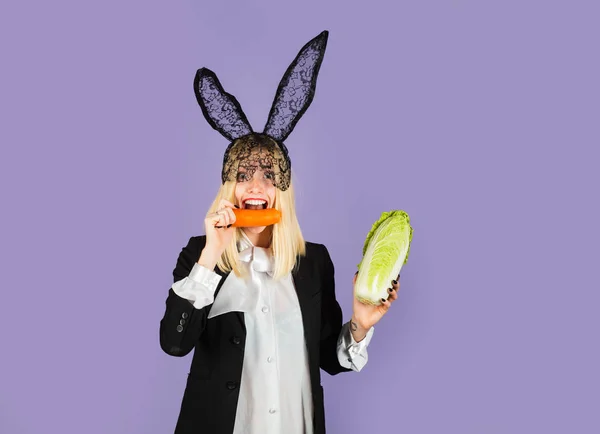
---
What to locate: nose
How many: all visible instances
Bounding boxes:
[247,174,266,192]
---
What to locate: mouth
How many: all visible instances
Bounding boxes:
[242,198,268,210]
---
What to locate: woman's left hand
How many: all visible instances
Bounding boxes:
[350,273,400,341]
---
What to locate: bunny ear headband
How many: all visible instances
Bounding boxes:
[193,30,329,191]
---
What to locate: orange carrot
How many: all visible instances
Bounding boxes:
[232,208,281,227]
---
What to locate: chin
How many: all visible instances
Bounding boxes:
[245,226,268,234]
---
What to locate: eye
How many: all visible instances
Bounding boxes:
[264,171,275,181]
[236,172,248,182]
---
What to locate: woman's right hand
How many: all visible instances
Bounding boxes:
[198,199,237,270]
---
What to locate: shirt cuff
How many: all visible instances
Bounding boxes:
[172,263,222,309]
[337,322,375,372]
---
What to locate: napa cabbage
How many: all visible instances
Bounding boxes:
[355,210,413,305]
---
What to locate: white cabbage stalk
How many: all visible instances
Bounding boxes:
[355,210,413,306]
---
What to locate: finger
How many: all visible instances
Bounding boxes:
[215,207,231,226]
[220,199,236,209]
[379,298,392,311]
[387,287,398,301]
[391,278,399,290]
[221,209,231,226]
[225,207,236,225]
[211,211,226,228]
[209,212,221,225]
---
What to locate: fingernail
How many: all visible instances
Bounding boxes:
[381,298,387,302]
[388,288,394,293]
[227,224,232,228]
[234,205,239,208]
[392,280,397,285]
[354,271,358,276]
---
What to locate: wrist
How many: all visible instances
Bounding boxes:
[349,316,370,343]
[198,247,220,270]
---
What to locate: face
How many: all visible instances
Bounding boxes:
[234,164,277,235]
[223,134,290,191]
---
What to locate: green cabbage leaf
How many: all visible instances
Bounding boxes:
[355,210,413,305]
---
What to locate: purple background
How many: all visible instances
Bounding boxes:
[2,0,599,433]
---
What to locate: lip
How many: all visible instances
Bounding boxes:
[242,197,269,209]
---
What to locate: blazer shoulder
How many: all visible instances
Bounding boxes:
[304,240,330,263]
[177,235,207,260]
[304,240,324,251]
[192,234,207,245]
[184,234,206,249]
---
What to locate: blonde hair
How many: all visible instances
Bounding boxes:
[206,178,306,280]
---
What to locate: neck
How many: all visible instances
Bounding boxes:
[243,227,273,248]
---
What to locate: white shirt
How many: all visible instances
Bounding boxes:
[172,233,374,434]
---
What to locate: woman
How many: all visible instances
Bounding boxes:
[159,31,400,434]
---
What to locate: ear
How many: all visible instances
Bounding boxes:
[263,31,329,143]
[194,68,253,141]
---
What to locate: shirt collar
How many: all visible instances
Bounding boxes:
[207,231,274,319]
[237,230,274,275]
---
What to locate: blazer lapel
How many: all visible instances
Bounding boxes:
[292,255,317,354]
[292,251,325,411]
[292,256,311,316]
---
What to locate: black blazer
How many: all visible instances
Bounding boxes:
[159,235,352,434]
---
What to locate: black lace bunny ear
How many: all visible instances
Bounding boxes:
[194,68,253,141]
[263,30,329,142]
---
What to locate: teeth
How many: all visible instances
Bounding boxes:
[245,199,266,206]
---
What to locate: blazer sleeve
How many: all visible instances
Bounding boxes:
[159,236,212,357]
[318,244,353,375]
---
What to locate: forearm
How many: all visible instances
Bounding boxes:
[160,236,219,357]
[197,247,220,271]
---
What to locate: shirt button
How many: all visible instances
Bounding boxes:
[226,381,237,390]
[261,306,269,313]
[231,336,241,345]
[179,319,186,325]
[267,356,273,363]
[181,312,188,319]
[269,408,276,414]
[176,325,183,332]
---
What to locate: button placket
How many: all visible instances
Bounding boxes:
[265,283,280,420]
[256,278,279,420]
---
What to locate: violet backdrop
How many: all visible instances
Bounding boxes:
[1,0,599,433]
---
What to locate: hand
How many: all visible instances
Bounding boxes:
[350,273,400,342]
[198,199,237,269]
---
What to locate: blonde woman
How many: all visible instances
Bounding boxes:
[159,32,399,434]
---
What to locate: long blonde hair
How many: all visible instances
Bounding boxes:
[206,178,306,280]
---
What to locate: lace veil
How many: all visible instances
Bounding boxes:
[193,31,329,191]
